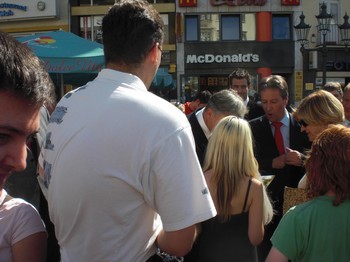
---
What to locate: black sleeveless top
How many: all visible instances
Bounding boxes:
[186,178,257,262]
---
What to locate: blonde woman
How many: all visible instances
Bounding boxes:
[188,116,273,262]
[293,90,344,188]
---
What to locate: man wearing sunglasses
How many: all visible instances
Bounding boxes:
[249,75,311,262]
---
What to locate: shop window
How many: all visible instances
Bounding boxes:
[185,16,199,41]
[221,15,240,41]
[272,15,291,40]
[74,0,115,5]
[242,14,256,41]
[185,13,255,42]
[321,1,339,24]
[161,14,170,44]
[79,16,104,42]
[78,14,169,44]
[319,1,339,44]
[200,14,220,41]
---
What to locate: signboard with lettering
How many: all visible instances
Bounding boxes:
[281,0,300,6]
[210,0,267,7]
[179,0,197,7]
[184,41,295,72]
[0,0,58,21]
[17,31,104,73]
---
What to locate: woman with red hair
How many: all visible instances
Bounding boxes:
[266,124,350,262]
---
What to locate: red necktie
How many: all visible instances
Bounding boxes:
[272,122,285,155]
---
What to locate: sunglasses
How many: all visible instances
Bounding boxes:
[298,119,308,127]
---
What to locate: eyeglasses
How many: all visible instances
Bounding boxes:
[149,43,164,59]
[157,44,164,59]
[298,119,308,127]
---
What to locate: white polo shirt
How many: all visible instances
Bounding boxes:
[40,69,216,262]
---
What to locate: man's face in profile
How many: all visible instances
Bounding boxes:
[0,91,40,186]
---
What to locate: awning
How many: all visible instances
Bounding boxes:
[151,68,175,89]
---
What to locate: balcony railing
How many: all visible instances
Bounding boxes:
[316,24,344,46]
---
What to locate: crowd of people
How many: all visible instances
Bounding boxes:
[1,0,350,261]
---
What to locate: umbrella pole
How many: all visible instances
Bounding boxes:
[60,74,64,98]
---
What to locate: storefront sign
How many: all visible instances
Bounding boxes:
[184,41,294,71]
[179,0,197,7]
[210,0,267,7]
[281,0,300,6]
[0,0,57,21]
[43,59,103,73]
[186,53,259,64]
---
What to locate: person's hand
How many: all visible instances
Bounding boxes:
[272,154,286,169]
[285,147,303,166]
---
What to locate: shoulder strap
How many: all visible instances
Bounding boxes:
[242,178,252,212]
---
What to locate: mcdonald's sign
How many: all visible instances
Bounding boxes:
[179,0,197,7]
[281,0,300,5]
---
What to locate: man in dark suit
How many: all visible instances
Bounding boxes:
[229,68,265,120]
[188,89,246,166]
[249,75,311,261]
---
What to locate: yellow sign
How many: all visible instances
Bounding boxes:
[305,83,314,91]
[294,71,303,102]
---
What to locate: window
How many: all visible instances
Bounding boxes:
[221,15,240,40]
[161,14,169,44]
[321,0,339,24]
[200,14,219,41]
[319,1,339,44]
[185,13,255,42]
[272,15,291,40]
[185,16,199,41]
[242,14,256,41]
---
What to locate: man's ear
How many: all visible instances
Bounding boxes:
[148,43,160,64]
[204,108,213,119]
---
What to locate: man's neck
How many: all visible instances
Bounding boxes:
[107,62,156,89]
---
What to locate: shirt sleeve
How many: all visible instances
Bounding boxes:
[142,126,216,232]
[11,200,47,245]
[270,208,305,260]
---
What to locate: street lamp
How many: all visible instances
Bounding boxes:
[294,2,332,86]
[294,12,311,51]
[338,13,350,51]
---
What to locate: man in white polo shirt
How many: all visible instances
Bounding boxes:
[39,1,216,261]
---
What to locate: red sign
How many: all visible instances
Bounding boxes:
[210,0,267,6]
[281,0,300,5]
[179,0,197,7]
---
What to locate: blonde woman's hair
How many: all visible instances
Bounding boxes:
[293,90,344,125]
[203,116,273,223]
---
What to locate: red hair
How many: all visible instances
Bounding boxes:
[306,125,350,206]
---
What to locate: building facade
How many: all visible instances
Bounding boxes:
[0,0,69,34]
[176,0,350,104]
[298,0,350,98]
[1,0,177,100]
[1,0,349,103]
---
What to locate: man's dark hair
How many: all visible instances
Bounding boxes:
[228,68,251,86]
[0,31,55,108]
[322,81,343,97]
[258,75,289,100]
[102,0,164,66]
[194,90,212,104]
